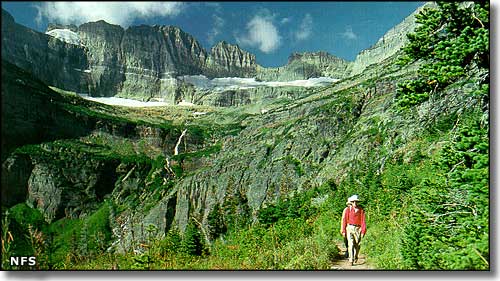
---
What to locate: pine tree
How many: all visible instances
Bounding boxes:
[181,221,203,256]
[397,2,489,109]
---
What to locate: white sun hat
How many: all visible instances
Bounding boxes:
[348,195,360,202]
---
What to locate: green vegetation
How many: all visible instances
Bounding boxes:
[402,118,488,269]
[397,2,489,109]
[1,204,47,269]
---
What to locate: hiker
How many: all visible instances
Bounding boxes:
[340,201,352,258]
[341,195,366,265]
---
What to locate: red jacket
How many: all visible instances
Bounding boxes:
[341,206,366,235]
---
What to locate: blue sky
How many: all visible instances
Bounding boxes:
[1,1,424,67]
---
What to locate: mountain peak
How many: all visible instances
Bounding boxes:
[211,40,244,51]
[46,23,79,33]
[78,19,123,31]
[1,8,15,24]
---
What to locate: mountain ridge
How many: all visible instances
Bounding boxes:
[1,6,422,101]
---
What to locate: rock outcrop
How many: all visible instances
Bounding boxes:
[77,20,125,97]
[257,51,351,81]
[205,41,257,78]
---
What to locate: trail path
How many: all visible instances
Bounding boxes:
[330,241,375,270]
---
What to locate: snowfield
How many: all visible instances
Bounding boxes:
[78,75,338,107]
[80,95,170,107]
[46,29,82,46]
[178,75,338,92]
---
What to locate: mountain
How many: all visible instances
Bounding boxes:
[1,11,261,101]
[257,51,351,81]
[0,3,426,245]
[1,7,411,103]
[205,41,257,78]
[1,9,90,94]
[348,3,428,76]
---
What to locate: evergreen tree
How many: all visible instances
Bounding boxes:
[402,121,488,269]
[181,221,203,256]
[207,203,227,240]
[397,2,489,109]
[397,1,489,270]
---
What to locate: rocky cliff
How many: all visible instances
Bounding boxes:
[1,9,90,94]
[348,4,429,76]
[1,10,260,101]
[257,51,351,81]
[77,20,125,97]
[118,24,208,100]
[205,41,257,78]
[1,5,425,104]
[0,59,215,213]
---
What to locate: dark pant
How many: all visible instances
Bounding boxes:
[344,236,349,257]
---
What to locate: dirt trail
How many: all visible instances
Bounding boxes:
[330,241,375,270]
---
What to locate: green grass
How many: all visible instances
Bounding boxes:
[4,203,47,258]
[13,139,151,165]
[45,202,112,268]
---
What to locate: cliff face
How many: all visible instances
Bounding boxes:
[1,10,263,100]
[257,51,351,81]
[1,8,358,102]
[205,41,257,78]
[348,4,429,76]
[78,20,125,96]
[1,9,90,94]
[1,60,211,220]
[118,25,208,99]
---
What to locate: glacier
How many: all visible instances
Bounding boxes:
[77,75,338,107]
[178,75,338,92]
[46,29,82,46]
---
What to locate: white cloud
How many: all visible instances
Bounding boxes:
[207,14,225,44]
[295,14,313,41]
[341,26,358,40]
[236,14,281,53]
[35,2,184,27]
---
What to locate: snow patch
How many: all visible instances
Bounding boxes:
[73,68,92,73]
[46,29,82,46]
[178,75,337,92]
[177,100,195,106]
[193,112,208,116]
[79,95,169,107]
[78,96,197,108]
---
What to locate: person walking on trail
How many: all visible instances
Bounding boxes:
[340,201,352,258]
[341,195,366,265]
